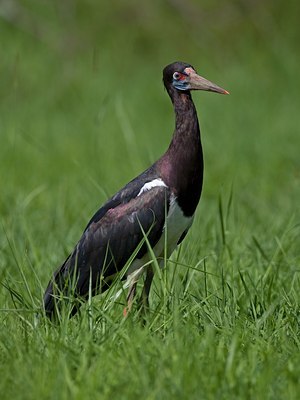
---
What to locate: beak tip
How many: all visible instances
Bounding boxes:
[223,89,230,95]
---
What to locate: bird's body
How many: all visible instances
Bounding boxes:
[43,61,228,319]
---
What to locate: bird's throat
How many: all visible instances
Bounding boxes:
[170,90,201,156]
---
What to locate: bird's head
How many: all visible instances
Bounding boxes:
[163,61,229,95]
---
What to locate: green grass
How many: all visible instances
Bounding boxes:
[1,1,300,399]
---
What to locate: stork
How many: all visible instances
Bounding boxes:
[43,61,229,319]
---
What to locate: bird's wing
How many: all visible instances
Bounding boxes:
[44,185,170,305]
[83,166,157,230]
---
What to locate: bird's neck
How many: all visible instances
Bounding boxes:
[158,89,204,216]
[170,90,201,149]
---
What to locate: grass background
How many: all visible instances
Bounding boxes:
[1,1,300,399]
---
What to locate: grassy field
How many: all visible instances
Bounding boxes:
[1,1,300,399]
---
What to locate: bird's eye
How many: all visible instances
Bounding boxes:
[173,72,181,80]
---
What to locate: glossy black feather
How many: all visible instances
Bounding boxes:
[44,182,170,317]
[84,165,158,229]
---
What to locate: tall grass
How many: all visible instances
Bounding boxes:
[1,1,300,399]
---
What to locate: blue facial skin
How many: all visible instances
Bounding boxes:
[172,78,190,91]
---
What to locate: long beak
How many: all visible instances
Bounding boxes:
[188,70,229,95]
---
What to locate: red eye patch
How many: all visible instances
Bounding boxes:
[177,73,186,80]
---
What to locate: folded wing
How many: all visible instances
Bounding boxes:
[44,185,170,317]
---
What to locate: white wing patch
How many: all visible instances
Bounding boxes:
[137,178,167,197]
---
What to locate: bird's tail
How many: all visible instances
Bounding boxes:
[43,255,80,320]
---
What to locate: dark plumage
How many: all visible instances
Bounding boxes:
[43,61,228,319]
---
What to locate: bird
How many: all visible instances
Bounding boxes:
[43,61,229,319]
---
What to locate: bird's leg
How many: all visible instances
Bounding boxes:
[123,266,145,317]
[123,282,137,317]
[138,266,154,314]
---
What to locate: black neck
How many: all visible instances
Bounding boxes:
[168,89,200,151]
[158,87,204,216]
